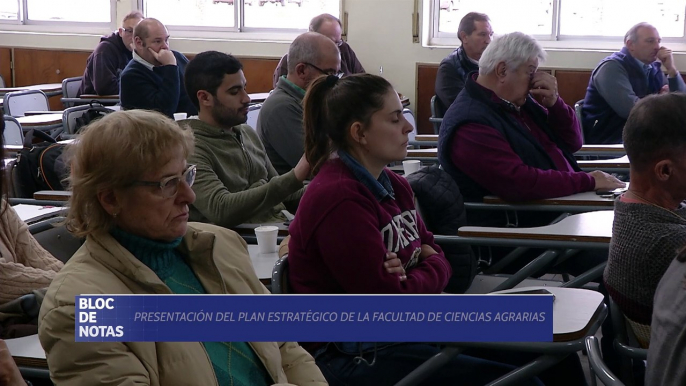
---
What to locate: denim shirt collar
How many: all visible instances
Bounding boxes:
[338,150,395,202]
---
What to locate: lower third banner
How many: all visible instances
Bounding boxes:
[75,294,553,342]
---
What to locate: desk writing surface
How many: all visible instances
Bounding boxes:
[577,155,629,169]
[0,83,61,94]
[406,148,437,157]
[247,244,278,280]
[16,113,63,126]
[34,190,71,201]
[3,144,21,153]
[13,204,65,223]
[483,191,616,207]
[458,210,614,243]
[6,334,47,368]
[249,92,270,103]
[493,287,604,341]
[578,144,625,154]
[414,134,438,142]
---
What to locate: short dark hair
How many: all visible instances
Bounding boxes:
[122,10,143,24]
[623,93,686,171]
[457,12,490,42]
[184,51,243,110]
[309,13,341,32]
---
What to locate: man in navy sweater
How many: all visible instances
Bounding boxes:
[119,18,197,118]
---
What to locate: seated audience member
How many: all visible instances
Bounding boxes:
[287,73,546,386]
[258,32,340,175]
[272,13,364,88]
[183,51,309,227]
[604,93,686,348]
[646,245,686,386]
[434,12,492,116]
[0,118,62,306]
[0,339,26,386]
[438,32,624,227]
[582,22,686,144]
[79,11,143,96]
[38,110,326,385]
[119,18,197,118]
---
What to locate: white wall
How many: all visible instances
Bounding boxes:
[1,0,686,112]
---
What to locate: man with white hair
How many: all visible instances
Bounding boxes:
[582,22,686,144]
[438,32,624,227]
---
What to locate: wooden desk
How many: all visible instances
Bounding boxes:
[4,144,22,153]
[34,190,71,201]
[494,286,605,342]
[0,83,62,97]
[414,134,438,142]
[249,92,270,103]
[232,222,290,238]
[576,144,626,157]
[16,113,63,127]
[457,211,613,248]
[479,190,616,213]
[578,155,629,173]
[6,334,47,368]
[406,148,437,158]
[79,94,120,104]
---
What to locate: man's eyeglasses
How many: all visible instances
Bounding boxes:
[132,164,196,198]
[303,62,343,78]
[122,28,134,34]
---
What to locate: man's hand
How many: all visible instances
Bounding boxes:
[658,47,678,77]
[529,72,559,108]
[149,48,177,66]
[659,85,670,94]
[293,154,311,182]
[589,170,626,191]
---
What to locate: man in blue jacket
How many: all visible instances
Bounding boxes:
[119,18,197,118]
[434,12,492,116]
[582,22,686,144]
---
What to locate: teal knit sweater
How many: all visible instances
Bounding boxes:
[111,228,271,386]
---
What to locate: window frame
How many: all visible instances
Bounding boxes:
[0,0,116,32]
[425,0,686,49]
[138,0,342,42]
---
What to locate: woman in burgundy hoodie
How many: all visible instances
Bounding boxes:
[286,73,542,386]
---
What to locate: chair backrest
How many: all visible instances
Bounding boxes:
[403,108,417,142]
[247,103,262,130]
[609,298,648,386]
[28,216,84,264]
[3,115,23,146]
[429,95,444,135]
[62,104,93,136]
[62,77,83,108]
[271,255,290,294]
[4,89,50,117]
[574,99,585,144]
[585,336,625,386]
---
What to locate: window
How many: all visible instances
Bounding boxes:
[0,0,113,25]
[142,0,340,33]
[430,0,686,43]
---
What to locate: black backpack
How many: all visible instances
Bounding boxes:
[73,101,113,134]
[14,129,69,198]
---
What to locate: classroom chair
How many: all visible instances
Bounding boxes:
[28,216,84,264]
[429,95,444,134]
[4,89,50,117]
[247,103,262,130]
[61,76,83,108]
[61,104,93,137]
[585,336,625,386]
[271,255,291,294]
[3,115,23,146]
[574,99,586,144]
[609,299,648,386]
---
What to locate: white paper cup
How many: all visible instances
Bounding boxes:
[402,160,421,176]
[255,226,279,254]
[173,112,188,121]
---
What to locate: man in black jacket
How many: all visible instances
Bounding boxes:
[79,11,143,96]
[434,12,492,116]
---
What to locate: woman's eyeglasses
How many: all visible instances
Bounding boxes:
[132,164,196,198]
